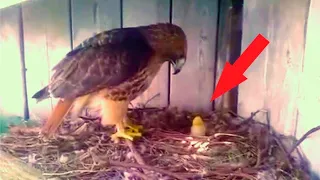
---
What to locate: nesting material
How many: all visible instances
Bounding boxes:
[0,107,311,180]
[0,150,44,180]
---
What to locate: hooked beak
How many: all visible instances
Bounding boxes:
[171,58,186,75]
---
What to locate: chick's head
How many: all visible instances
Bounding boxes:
[192,116,204,126]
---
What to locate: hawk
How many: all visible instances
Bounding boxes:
[32,23,188,141]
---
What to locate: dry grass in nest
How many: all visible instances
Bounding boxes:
[0,107,313,180]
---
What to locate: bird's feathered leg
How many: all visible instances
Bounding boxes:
[41,99,74,137]
[70,94,93,120]
[100,98,142,142]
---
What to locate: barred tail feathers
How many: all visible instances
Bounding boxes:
[41,99,74,136]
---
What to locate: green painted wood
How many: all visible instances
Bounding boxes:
[171,0,219,112]
[22,0,71,120]
[0,5,25,117]
[122,0,170,108]
[71,0,121,47]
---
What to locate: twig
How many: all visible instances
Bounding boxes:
[254,145,261,168]
[126,170,150,180]
[238,109,267,126]
[125,140,146,165]
[109,160,187,180]
[128,107,164,112]
[43,169,104,176]
[272,134,293,169]
[289,125,320,154]
[144,93,160,107]
[265,110,271,132]
[227,110,244,119]
[78,116,100,121]
[214,133,245,139]
[179,169,257,180]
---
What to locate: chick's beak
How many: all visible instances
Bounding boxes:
[171,58,186,75]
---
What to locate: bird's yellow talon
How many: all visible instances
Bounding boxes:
[126,131,142,137]
[110,118,143,142]
[110,129,142,142]
[124,119,144,133]
[125,124,143,133]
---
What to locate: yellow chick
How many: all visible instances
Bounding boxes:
[190,116,206,136]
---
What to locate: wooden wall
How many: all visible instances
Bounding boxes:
[171,0,218,112]
[22,0,71,119]
[238,0,309,135]
[2,0,320,176]
[296,0,320,177]
[123,0,171,108]
[0,0,222,119]
[239,0,320,177]
[0,6,25,117]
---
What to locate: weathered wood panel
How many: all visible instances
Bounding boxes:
[123,0,170,108]
[213,0,232,111]
[171,0,218,112]
[0,5,25,117]
[238,0,309,136]
[71,0,121,47]
[22,0,71,120]
[296,0,320,177]
[71,0,120,116]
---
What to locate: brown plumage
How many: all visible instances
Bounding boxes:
[32,23,188,141]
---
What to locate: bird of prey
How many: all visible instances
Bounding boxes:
[32,23,187,141]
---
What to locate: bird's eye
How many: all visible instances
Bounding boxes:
[177,54,185,60]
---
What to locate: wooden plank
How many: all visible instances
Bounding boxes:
[238,0,309,135]
[71,0,120,116]
[222,1,243,113]
[0,150,44,180]
[0,5,25,117]
[71,0,121,47]
[214,0,238,111]
[237,1,270,126]
[22,0,71,120]
[296,0,320,177]
[171,0,219,112]
[122,0,170,108]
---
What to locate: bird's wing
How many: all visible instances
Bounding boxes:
[49,27,154,99]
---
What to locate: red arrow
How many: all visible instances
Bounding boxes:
[211,34,270,101]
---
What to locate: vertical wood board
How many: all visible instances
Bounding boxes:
[296,0,320,177]
[71,0,121,47]
[214,0,243,112]
[122,0,170,108]
[213,0,232,111]
[237,0,271,124]
[22,0,71,120]
[71,0,121,116]
[0,5,24,117]
[171,0,218,112]
[238,0,309,136]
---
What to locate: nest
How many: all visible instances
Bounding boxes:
[0,107,312,180]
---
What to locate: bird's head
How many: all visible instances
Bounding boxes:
[192,116,205,126]
[168,39,187,75]
[143,23,188,75]
[165,24,187,75]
